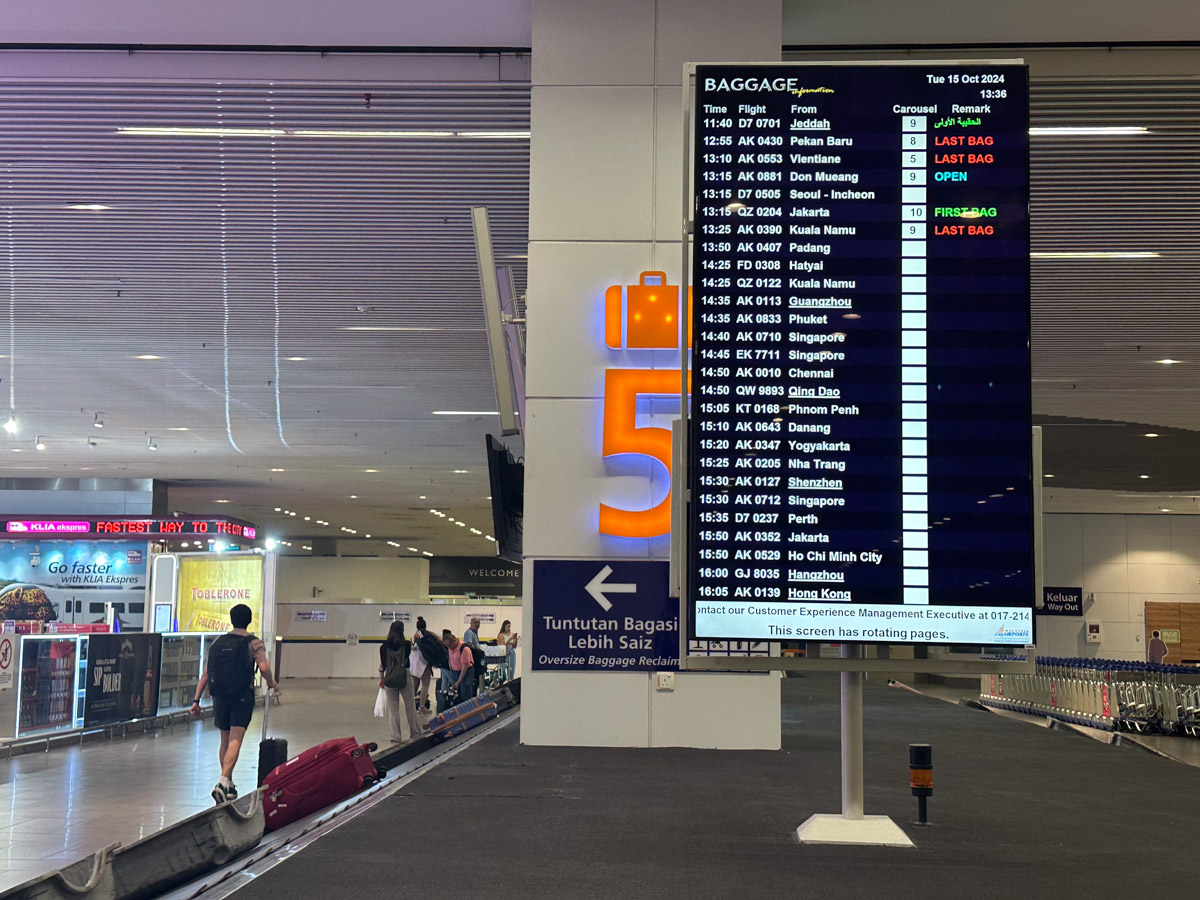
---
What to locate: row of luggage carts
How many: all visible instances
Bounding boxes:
[979,656,1200,736]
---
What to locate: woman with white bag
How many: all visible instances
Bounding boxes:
[377,621,419,743]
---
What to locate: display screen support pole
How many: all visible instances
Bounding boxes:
[841,644,865,820]
[796,643,914,847]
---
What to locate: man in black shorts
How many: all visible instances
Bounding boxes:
[191,604,280,804]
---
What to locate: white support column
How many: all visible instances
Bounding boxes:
[521,0,783,749]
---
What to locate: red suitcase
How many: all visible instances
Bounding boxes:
[261,737,383,832]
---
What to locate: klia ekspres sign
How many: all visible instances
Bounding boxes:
[599,271,691,539]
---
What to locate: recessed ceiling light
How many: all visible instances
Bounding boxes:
[470,528,482,534]
[67,204,112,211]
[1139,474,1150,479]
[214,499,230,503]
[431,411,499,416]
[364,469,378,473]
[270,467,285,472]
[341,326,442,332]
[1031,251,1160,259]
[134,354,161,360]
[485,496,492,500]
[1029,126,1149,136]
[407,547,419,552]
[304,516,310,521]
[453,469,469,474]
[1044,474,1055,478]
[168,427,190,431]
[9,447,21,453]
[485,536,495,541]
[1144,433,1160,438]
[1161,508,1171,512]
[274,507,281,512]
[447,517,455,522]
[349,495,358,499]
[285,357,308,361]
[1157,359,1181,365]
[457,522,467,527]
[977,500,987,504]
[422,551,433,557]
[419,495,427,500]
[119,126,287,137]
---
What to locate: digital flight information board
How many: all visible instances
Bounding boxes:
[688,63,1033,647]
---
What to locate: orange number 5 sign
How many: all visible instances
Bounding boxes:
[599,272,692,539]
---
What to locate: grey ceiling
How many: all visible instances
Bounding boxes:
[0,63,1196,556]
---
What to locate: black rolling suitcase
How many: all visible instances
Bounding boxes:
[257,691,288,786]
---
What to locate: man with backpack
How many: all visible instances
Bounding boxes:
[191,603,279,804]
[463,616,488,686]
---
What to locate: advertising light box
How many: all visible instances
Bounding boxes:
[176,555,265,634]
[688,63,1034,647]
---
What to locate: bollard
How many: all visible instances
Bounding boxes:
[909,743,932,826]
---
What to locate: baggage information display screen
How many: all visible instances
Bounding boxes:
[688,64,1033,647]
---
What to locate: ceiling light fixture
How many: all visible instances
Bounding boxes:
[1044,474,1054,478]
[87,438,97,449]
[285,356,307,361]
[67,204,112,211]
[93,413,103,429]
[271,467,285,472]
[274,507,281,512]
[349,494,358,499]
[453,469,469,474]
[407,547,419,552]
[1144,433,1160,437]
[214,499,230,503]
[292,129,455,138]
[118,126,287,137]
[364,469,379,473]
[1157,359,1181,365]
[147,437,158,451]
[470,528,482,534]
[34,436,45,451]
[1031,251,1160,259]
[168,427,189,431]
[422,551,433,557]
[1161,508,1172,512]
[135,354,161,360]
[1139,474,1150,479]
[1028,126,1149,136]
[2,414,17,435]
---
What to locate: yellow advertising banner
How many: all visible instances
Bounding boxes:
[176,556,264,634]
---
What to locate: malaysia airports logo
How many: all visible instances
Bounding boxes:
[995,624,1031,642]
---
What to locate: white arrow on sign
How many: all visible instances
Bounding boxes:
[585,565,636,612]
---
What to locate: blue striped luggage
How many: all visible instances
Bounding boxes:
[425,696,498,741]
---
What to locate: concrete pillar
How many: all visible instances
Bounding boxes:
[521,0,783,748]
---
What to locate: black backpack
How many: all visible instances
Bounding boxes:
[383,642,409,689]
[469,643,488,677]
[207,633,254,696]
[417,630,449,669]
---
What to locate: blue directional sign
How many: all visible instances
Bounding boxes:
[532,560,678,671]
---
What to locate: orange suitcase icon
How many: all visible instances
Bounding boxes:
[605,271,693,349]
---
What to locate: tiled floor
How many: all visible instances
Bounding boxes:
[0,678,404,891]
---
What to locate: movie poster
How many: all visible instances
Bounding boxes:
[83,632,163,726]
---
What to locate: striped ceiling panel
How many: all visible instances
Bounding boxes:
[0,76,529,554]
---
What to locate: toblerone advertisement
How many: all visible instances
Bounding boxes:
[176,556,264,634]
